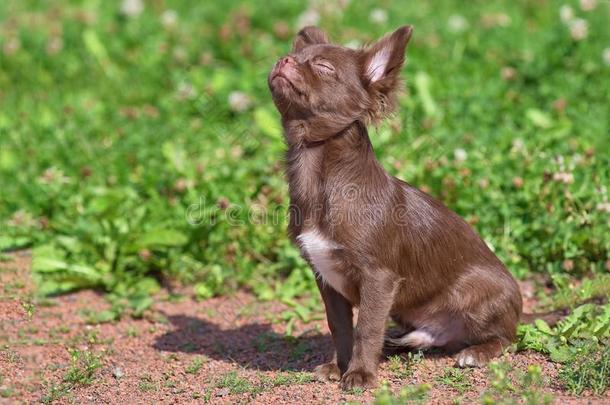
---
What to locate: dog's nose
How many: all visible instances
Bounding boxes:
[278,56,295,69]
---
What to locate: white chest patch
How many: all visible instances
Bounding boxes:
[297,230,347,298]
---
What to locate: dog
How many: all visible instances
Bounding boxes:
[268,26,523,390]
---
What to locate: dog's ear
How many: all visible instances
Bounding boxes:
[292,26,329,53]
[359,25,413,121]
[361,25,412,86]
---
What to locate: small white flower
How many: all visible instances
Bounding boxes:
[369,8,388,24]
[39,167,70,184]
[501,66,517,80]
[46,37,63,55]
[454,148,468,163]
[176,82,196,100]
[602,48,610,66]
[112,367,124,380]
[228,91,252,112]
[173,47,187,62]
[569,18,588,41]
[448,14,469,33]
[596,202,610,213]
[580,0,597,11]
[3,37,20,55]
[559,5,574,24]
[296,8,320,28]
[161,10,178,29]
[495,13,511,27]
[120,0,144,18]
[512,138,525,152]
[552,172,574,184]
[482,13,511,28]
[555,155,565,166]
[7,210,37,228]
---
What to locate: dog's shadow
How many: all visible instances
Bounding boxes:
[153,314,334,371]
[153,314,434,373]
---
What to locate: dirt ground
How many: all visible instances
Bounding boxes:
[0,251,607,404]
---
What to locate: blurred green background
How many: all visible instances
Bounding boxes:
[0,0,608,319]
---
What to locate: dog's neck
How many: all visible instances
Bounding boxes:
[281,112,365,147]
[283,118,382,230]
[283,118,371,162]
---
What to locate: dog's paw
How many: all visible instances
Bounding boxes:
[454,346,490,368]
[314,362,341,382]
[340,368,377,390]
[455,339,504,368]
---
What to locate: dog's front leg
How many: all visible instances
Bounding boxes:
[314,278,354,381]
[341,269,397,390]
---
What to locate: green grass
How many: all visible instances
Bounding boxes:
[0,386,15,399]
[559,343,609,395]
[481,362,552,405]
[214,371,260,395]
[387,351,423,379]
[138,374,157,392]
[435,368,473,395]
[0,0,608,371]
[63,350,102,386]
[41,349,103,403]
[185,356,206,374]
[372,381,431,404]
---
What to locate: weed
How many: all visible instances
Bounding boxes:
[63,349,102,386]
[138,374,157,392]
[185,356,206,374]
[348,386,366,395]
[481,362,552,405]
[3,281,25,294]
[41,349,103,403]
[126,326,139,338]
[435,368,472,394]
[81,308,120,325]
[517,300,610,365]
[163,379,177,389]
[270,371,313,386]
[559,343,608,395]
[254,331,278,353]
[40,384,70,404]
[165,353,180,362]
[20,300,35,319]
[373,381,431,404]
[51,325,70,335]
[180,342,198,353]
[2,349,20,364]
[0,386,14,398]
[387,356,410,379]
[35,298,57,308]
[388,351,423,379]
[288,340,312,362]
[215,371,260,395]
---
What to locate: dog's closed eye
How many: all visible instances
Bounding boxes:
[313,60,335,74]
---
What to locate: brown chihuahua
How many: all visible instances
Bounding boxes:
[268,26,522,390]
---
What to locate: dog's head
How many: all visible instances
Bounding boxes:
[268,26,413,127]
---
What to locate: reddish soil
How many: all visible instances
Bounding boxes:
[0,252,607,404]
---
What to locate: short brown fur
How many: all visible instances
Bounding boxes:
[268,26,522,390]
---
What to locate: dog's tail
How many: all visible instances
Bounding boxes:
[520,295,607,327]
